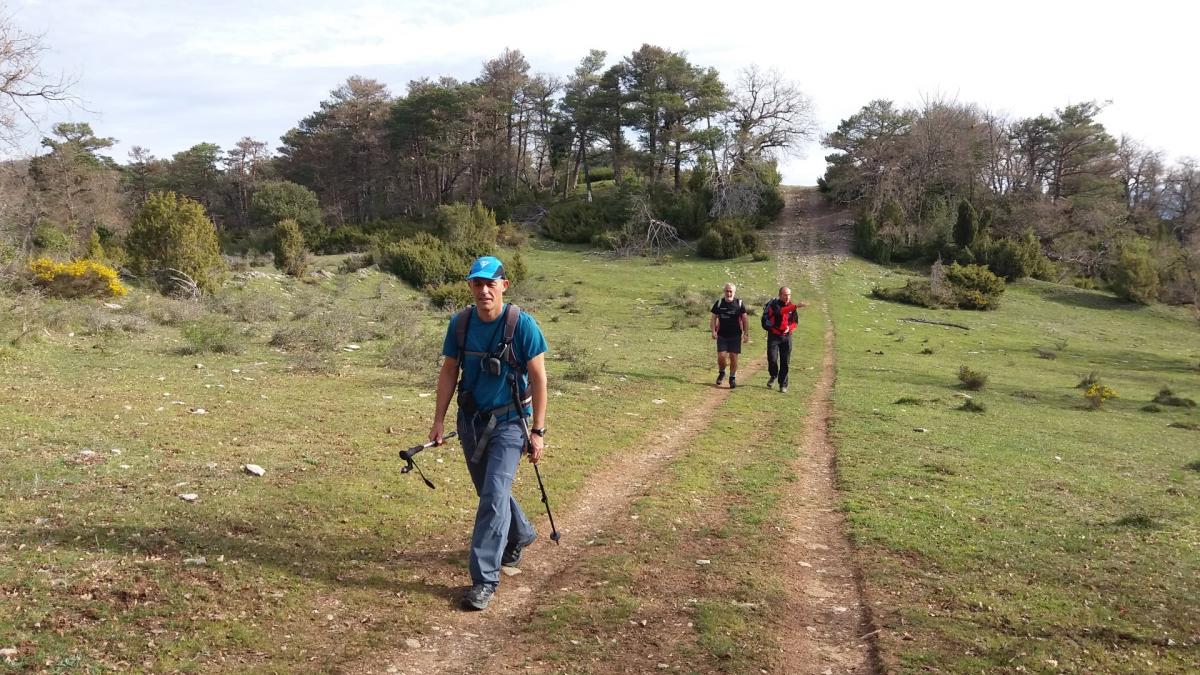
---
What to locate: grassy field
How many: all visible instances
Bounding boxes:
[3,231,1198,673]
[828,259,1200,672]
[0,240,783,672]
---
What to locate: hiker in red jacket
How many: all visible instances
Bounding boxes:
[762,286,807,393]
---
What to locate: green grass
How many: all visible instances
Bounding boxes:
[0,241,781,671]
[5,236,1199,672]
[828,259,1200,672]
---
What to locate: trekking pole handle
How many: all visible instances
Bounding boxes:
[400,431,458,461]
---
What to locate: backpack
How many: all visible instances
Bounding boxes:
[453,303,524,373]
[760,299,776,331]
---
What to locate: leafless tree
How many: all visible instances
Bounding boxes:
[1,12,72,149]
[723,65,817,168]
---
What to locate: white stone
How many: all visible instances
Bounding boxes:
[243,464,266,477]
[179,493,199,502]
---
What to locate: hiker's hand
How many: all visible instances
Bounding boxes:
[742,333,749,343]
[528,434,544,464]
[711,330,717,339]
[428,421,444,446]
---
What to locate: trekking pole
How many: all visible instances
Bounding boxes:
[531,461,561,544]
[399,431,457,490]
[508,374,561,544]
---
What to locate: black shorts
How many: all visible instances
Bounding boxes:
[716,335,742,354]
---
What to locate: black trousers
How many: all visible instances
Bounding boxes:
[767,333,792,387]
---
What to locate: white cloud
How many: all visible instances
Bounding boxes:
[8,0,1200,182]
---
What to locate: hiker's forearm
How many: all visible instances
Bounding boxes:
[527,354,547,430]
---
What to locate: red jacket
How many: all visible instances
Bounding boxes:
[765,300,799,336]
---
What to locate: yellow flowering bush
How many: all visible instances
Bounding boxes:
[29,257,127,298]
[1084,382,1117,409]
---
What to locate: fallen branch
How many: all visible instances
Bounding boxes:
[901,317,971,330]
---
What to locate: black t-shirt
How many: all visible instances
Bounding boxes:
[711,298,746,337]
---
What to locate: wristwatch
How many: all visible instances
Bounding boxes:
[531,427,546,437]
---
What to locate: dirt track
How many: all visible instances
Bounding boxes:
[355,188,876,674]
[764,188,880,674]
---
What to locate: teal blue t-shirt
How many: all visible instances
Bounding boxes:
[442,304,547,421]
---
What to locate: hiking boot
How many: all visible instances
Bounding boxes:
[779,386,788,393]
[461,583,496,611]
[502,532,537,568]
[766,376,775,389]
[729,377,737,389]
[715,371,726,386]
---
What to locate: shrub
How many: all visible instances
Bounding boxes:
[250,181,324,247]
[29,257,127,298]
[426,283,473,310]
[652,188,709,239]
[697,218,758,259]
[1153,387,1196,407]
[555,337,603,382]
[272,218,308,277]
[944,263,1005,310]
[957,365,988,391]
[751,250,770,262]
[543,199,610,243]
[270,315,352,352]
[381,323,442,379]
[32,219,73,254]
[84,230,106,262]
[124,293,205,326]
[435,201,498,258]
[977,230,1054,282]
[375,233,467,287]
[586,166,615,182]
[209,287,288,322]
[318,225,378,254]
[872,279,947,309]
[1076,371,1100,389]
[504,250,528,286]
[1084,382,1117,409]
[127,191,226,293]
[179,319,246,354]
[1108,238,1159,304]
[497,220,529,249]
[853,212,877,257]
[957,398,986,413]
[338,254,373,274]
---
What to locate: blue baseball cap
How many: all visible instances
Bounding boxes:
[466,255,506,280]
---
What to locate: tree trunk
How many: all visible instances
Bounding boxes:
[582,145,593,203]
[673,139,682,192]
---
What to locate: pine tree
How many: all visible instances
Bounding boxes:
[954,200,978,249]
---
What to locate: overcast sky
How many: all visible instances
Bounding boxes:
[7,0,1197,185]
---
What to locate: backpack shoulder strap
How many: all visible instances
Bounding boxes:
[500,304,523,370]
[453,305,475,365]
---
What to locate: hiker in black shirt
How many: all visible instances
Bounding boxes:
[710,282,748,388]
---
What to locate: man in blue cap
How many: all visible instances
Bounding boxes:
[428,255,548,610]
